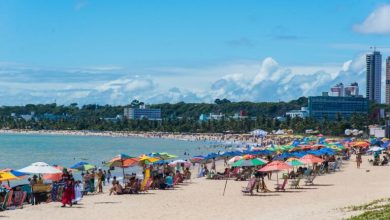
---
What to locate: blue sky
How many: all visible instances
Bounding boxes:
[0,0,390,105]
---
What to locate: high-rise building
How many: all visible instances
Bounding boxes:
[386,57,390,105]
[366,51,382,103]
[330,83,344,97]
[345,82,359,97]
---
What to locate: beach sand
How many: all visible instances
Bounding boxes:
[4,156,390,220]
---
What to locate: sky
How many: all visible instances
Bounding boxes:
[0,0,390,105]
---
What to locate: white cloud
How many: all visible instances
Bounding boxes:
[354,4,390,34]
[0,55,369,105]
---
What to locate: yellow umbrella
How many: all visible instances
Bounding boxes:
[138,155,160,164]
[0,171,25,181]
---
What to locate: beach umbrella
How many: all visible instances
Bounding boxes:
[299,155,324,164]
[258,161,292,184]
[148,152,177,160]
[259,161,292,172]
[286,158,305,167]
[138,155,160,164]
[105,154,139,181]
[168,160,191,168]
[0,169,28,183]
[190,155,204,163]
[232,158,267,167]
[351,141,370,148]
[367,146,385,152]
[42,165,68,181]
[228,156,242,165]
[70,162,96,171]
[18,162,62,174]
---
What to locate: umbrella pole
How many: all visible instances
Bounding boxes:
[222,178,228,196]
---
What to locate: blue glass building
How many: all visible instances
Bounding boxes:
[124,107,162,120]
[308,96,368,120]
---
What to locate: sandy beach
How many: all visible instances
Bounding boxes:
[3,155,389,220]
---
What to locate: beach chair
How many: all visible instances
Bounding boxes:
[9,191,26,209]
[328,162,337,172]
[0,190,13,211]
[275,177,288,192]
[140,179,153,193]
[317,164,325,175]
[241,178,256,195]
[335,160,342,170]
[304,174,316,185]
[165,176,174,189]
[289,177,301,189]
[229,168,239,178]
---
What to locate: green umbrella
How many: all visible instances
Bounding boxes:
[232,158,267,167]
[286,159,304,167]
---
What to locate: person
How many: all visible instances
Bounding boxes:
[356,152,362,168]
[90,170,95,193]
[72,180,82,204]
[102,170,107,186]
[107,170,112,184]
[381,156,389,166]
[109,178,123,195]
[96,169,103,193]
[61,177,75,207]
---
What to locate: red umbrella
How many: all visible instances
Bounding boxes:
[259,161,292,184]
[43,165,69,181]
[299,155,324,164]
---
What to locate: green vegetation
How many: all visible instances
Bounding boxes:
[0,97,384,134]
[344,198,390,220]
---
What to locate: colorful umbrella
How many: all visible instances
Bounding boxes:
[286,159,305,167]
[299,154,324,164]
[148,152,177,160]
[105,154,138,181]
[168,160,191,168]
[228,156,242,165]
[0,169,28,181]
[232,158,267,167]
[138,155,160,164]
[70,162,96,171]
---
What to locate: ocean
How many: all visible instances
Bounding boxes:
[0,133,220,183]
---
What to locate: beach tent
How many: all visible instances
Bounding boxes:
[18,162,62,174]
[251,129,268,137]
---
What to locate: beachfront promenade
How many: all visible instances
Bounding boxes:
[4,156,390,220]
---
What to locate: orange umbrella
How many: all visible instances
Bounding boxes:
[258,161,292,184]
[242,154,256,160]
[299,155,324,164]
[259,161,292,172]
[351,141,370,148]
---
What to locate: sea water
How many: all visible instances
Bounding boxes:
[0,133,221,184]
